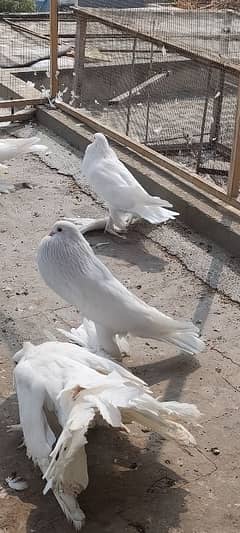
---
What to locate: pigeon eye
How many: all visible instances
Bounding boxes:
[57,227,62,232]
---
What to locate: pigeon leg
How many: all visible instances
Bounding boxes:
[95,323,123,361]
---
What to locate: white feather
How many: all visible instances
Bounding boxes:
[5,474,28,491]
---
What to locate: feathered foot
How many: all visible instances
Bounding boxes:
[54,491,85,531]
[105,217,128,238]
[39,458,86,531]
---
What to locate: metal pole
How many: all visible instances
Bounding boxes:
[126,37,137,137]
[145,42,154,145]
[228,78,240,199]
[50,0,58,99]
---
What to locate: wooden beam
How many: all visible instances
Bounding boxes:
[109,70,169,106]
[0,11,73,20]
[72,7,240,77]
[196,67,212,172]
[50,0,58,99]
[0,109,35,122]
[73,15,87,106]
[210,69,225,146]
[3,17,50,41]
[56,101,237,207]
[228,80,240,199]
[0,97,46,108]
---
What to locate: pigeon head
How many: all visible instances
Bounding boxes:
[48,220,81,242]
[93,133,109,153]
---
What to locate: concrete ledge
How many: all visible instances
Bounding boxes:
[37,105,240,257]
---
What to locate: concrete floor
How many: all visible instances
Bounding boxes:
[0,125,240,533]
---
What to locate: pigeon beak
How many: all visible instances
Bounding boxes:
[49,230,55,236]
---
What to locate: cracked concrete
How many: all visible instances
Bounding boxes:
[0,124,240,533]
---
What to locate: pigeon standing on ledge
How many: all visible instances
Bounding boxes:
[78,132,179,234]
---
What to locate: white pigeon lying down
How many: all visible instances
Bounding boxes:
[0,136,48,193]
[14,340,200,530]
[37,221,205,360]
[78,132,179,234]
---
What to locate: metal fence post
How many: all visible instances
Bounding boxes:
[228,78,240,199]
[50,0,58,99]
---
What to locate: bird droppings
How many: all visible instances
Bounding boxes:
[210,447,220,456]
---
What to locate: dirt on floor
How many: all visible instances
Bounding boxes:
[0,125,240,533]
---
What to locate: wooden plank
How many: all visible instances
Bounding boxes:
[0,109,35,122]
[0,71,44,100]
[3,17,50,41]
[0,97,46,108]
[0,12,73,20]
[196,67,212,172]
[228,80,240,198]
[109,70,169,106]
[209,69,225,145]
[73,15,87,107]
[56,101,235,205]
[72,7,240,77]
[50,0,58,99]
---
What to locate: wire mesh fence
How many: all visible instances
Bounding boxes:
[59,3,240,195]
[0,0,239,200]
[0,8,75,119]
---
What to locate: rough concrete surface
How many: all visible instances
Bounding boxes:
[0,124,240,533]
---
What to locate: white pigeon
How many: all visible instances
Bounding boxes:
[14,340,200,530]
[0,136,48,193]
[37,221,205,360]
[0,136,48,163]
[79,132,179,234]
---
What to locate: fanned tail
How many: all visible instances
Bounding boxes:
[134,203,179,224]
[23,137,48,154]
[6,136,48,154]
[123,397,200,446]
[136,311,205,355]
[44,379,199,499]
[161,325,205,355]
